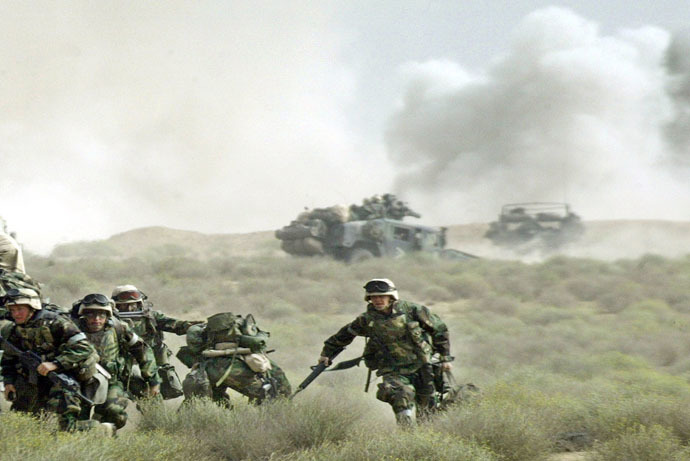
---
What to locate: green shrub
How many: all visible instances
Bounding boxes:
[139,392,369,460]
[430,396,553,461]
[0,411,213,461]
[590,424,690,461]
[284,429,498,461]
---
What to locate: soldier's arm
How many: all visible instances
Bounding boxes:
[122,322,161,386]
[0,343,18,385]
[413,304,452,361]
[53,319,97,371]
[320,315,366,358]
[152,310,202,335]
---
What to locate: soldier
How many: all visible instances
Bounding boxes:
[318,278,453,426]
[74,293,160,430]
[177,312,291,405]
[0,288,103,431]
[0,230,25,275]
[111,285,199,400]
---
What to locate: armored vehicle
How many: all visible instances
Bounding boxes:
[276,195,477,262]
[277,217,476,262]
[484,202,584,250]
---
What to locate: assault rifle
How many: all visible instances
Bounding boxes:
[115,311,146,319]
[290,350,353,399]
[0,333,94,406]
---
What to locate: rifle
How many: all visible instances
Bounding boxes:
[290,350,345,399]
[0,333,94,406]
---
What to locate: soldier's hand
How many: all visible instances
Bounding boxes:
[37,361,58,376]
[4,384,16,401]
[318,356,331,366]
[440,362,453,372]
[148,384,160,398]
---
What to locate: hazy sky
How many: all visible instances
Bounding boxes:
[1,1,689,253]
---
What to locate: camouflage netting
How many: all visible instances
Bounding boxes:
[275,194,421,256]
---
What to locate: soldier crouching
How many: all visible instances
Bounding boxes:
[177,312,291,405]
[0,288,102,432]
[74,293,160,431]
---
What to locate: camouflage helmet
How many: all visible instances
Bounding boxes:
[363,278,399,301]
[111,284,145,304]
[3,287,41,310]
[77,293,114,316]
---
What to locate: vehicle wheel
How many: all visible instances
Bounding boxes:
[348,248,374,263]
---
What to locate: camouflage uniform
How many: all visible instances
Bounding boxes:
[119,309,194,397]
[0,297,99,431]
[178,312,291,405]
[111,285,199,399]
[78,314,160,429]
[320,279,452,425]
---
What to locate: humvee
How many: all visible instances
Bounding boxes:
[484,202,584,250]
[276,218,477,262]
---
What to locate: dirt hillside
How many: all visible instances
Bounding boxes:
[51,220,690,261]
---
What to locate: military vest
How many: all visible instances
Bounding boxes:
[82,318,129,381]
[125,311,163,348]
[5,310,65,359]
[361,302,432,370]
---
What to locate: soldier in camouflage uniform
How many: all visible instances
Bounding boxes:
[75,293,160,430]
[0,288,102,431]
[177,312,291,405]
[0,230,26,275]
[0,236,38,390]
[111,285,200,399]
[318,278,453,426]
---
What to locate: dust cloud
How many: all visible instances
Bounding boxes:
[386,7,690,228]
[0,2,382,253]
[2,5,689,257]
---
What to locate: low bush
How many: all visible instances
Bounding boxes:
[590,424,690,461]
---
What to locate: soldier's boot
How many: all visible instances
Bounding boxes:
[415,393,435,422]
[394,408,415,427]
[99,422,116,437]
[73,418,115,436]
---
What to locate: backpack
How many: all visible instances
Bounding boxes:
[206,312,266,352]
[0,269,41,300]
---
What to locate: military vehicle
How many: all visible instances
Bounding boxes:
[276,195,478,262]
[484,202,584,250]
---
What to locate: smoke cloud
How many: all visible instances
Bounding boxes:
[386,7,690,225]
[0,2,383,253]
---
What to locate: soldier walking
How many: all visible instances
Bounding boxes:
[318,278,453,425]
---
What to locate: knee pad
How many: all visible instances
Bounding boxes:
[376,382,394,403]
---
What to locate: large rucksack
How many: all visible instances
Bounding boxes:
[0,269,41,301]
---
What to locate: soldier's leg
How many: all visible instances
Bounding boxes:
[207,357,267,402]
[94,381,129,429]
[125,364,148,399]
[9,375,43,414]
[45,382,83,431]
[267,360,291,398]
[412,365,436,421]
[376,372,416,426]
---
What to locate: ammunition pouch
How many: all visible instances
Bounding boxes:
[158,363,184,399]
[238,335,266,353]
[182,364,212,399]
[75,352,99,382]
[83,369,110,405]
[406,321,432,363]
[242,353,272,373]
[176,346,198,369]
